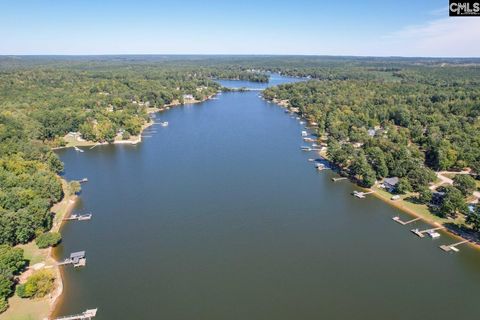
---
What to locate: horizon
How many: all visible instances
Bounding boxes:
[1,0,479,57]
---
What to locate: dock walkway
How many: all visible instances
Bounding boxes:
[411,226,444,238]
[440,240,469,252]
[54,309,97,320]
[392,216,420,225]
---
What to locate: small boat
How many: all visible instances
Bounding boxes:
[74,146,84,153]
[301,146,312,151]
[426,230,441,239]
[299,121,305,125]
[79,178,88,183]
[301,131,308,137]
[160,121,169,127]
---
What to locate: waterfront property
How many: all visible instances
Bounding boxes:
[52,75,480,320]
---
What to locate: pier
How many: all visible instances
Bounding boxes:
[64,214,92,221]
[332,177,347,182]
[54,309,98,320]
[440,240,469,252]
[57,251,86,268]
[392,216,420,225]
[352,190,374,199]
[411,226,444,238]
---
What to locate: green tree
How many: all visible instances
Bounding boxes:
[418,188,433,204]
[453,174,476,197]
[466,206,480,232]
[439,186,468,218]
[16,270,55,299]
[68,181,81,195]
[35,232,62,249]
[395,178,412,194]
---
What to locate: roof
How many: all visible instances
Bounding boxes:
[70,251,85,259]
[384,177,399,186]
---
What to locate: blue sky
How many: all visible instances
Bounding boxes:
[0,0,478,56]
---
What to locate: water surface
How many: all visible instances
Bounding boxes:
[55,75,479,320]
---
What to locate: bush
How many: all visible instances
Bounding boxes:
[418,188,433,204]
[35,232,61,249]
[0,297,8,314]
[68,181,81,195]
[16,270,55,299]
[395,178,413,194]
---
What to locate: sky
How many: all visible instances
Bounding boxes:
[0,0,479,57]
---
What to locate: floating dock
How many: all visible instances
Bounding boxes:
[392,216,420,225]
[411,226,444,238]
[332,177,347,182]
[64,214,92,221]
[54,309,98,320]
[440,240,469,252]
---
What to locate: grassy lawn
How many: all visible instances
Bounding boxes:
[371,186,462,225]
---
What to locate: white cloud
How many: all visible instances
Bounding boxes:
[377,17,480,57]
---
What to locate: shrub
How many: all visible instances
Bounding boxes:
[0,298,7,313]
[68,181,81,195]
[16,270,55,299]
[35,232,61,249]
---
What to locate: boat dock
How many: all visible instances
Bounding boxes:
[411,226,444,238]
[54,309,98,320]
[392,216,420,225]
[352,190,374,198]
[64,214,92,221]
[332,177,347,182]
[440,240,469,252]
[57,251,86,268]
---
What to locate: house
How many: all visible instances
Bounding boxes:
[183,94,194,100]
[383,177,399,192]
[368,129,376,137]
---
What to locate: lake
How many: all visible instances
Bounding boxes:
[54,75,479,320]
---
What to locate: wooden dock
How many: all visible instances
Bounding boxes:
[392,216,420,225]
[57,251,86,268]
[440,240,469,252]
[352,190,374,198]
[332,177,347,182]
[64,214,92,221]
[411,226,444,238]
[54,309,97,320]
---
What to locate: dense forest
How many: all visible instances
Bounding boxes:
[1,56,480,310]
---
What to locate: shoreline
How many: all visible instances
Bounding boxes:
[51,94,216,151]
[369,186,480,251]
[46,93,216,319]
[1,181,77,320]
[3,93,217,320]
[270,99,480,252]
